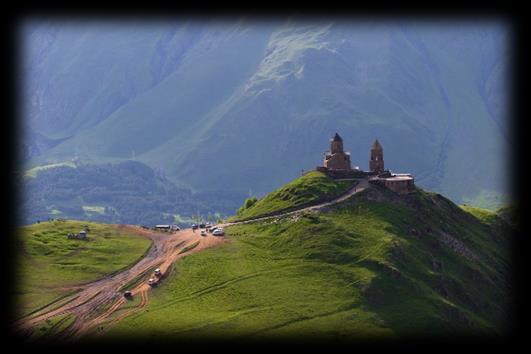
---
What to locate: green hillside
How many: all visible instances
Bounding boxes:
[232,171,355,221]
[15,220,152,318]
[21,160,243,226]
[107,182,511,339]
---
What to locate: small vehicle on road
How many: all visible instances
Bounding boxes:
[212,228,224,236]
[154,268,162,277]
[200,230,207,236]
[148,278,157,286]
[155,224,173,232]
[124,290,133,298]
[191,224,198,230]
[199,223,206,229]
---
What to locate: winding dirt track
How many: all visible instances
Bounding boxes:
[218,178,369,227]
[15,178,369,339]
[15,226,226,339]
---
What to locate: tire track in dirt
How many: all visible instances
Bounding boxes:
[107,288,149,328]
[15,227,225,338]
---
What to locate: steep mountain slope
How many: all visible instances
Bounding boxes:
[106,176,511,339]
[22,20,509,208]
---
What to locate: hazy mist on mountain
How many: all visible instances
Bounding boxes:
[21,18,510,209]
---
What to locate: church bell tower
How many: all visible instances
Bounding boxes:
[369,138,384,173]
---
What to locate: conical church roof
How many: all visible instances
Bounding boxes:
[332,133,343,142]
[372,138,383,150]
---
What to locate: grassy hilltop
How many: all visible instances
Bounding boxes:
[107,174,511,340]
[16,220,152,318]
[232,171,355,220]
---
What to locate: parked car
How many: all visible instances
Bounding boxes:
[191,224,198,230]
[199,223,206,229]
[148,278,157,286]
[212,228,224,236]
[154,268,162,277]
[124,290,133,298]
[200,230,207,236]
[155,224,172,232]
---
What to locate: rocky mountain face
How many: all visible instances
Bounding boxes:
[21,19,509,209]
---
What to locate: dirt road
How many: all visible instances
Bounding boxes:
[219,178,370,227]
[15,227,226,338]
[16,178,370,338]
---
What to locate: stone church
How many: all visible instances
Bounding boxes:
[316,133,415,195]
[323,133,351,170]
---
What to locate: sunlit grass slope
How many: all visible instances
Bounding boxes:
[16,220,152,318]
[109,185,511,340]
[232,171,355,221]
